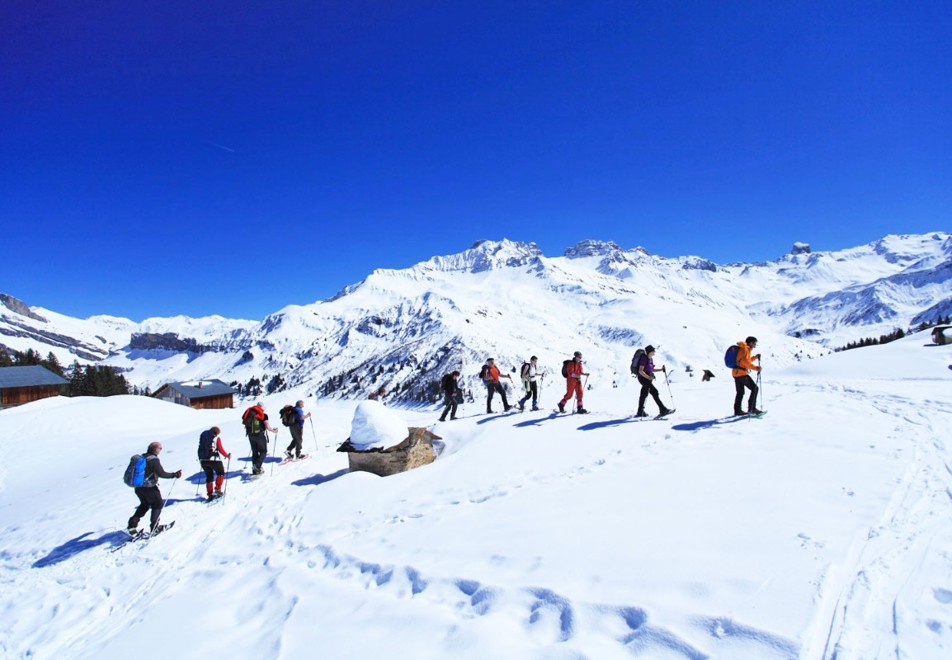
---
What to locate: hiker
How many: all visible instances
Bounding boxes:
[732,336,762,415]
[635,345,673,417]
[198,426,231,500]
[368,387,387,401]
[127,441,182,534]
[482,358,512,413]
[284,400,312,459]
[517,356,544,411]
[439,370,461,421]
[558,351,590,413]
[242,402,279,475]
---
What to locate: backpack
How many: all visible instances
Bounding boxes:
[441,373,455,393]
[630,349,646,375]
[197,430,215,460]
[279,405,297,427]
[123,454,146,487]
[561,359,572,378]
[724,344,740,369]
[242,407,263,435]
[479,364,490,381]
[520,362,530,381]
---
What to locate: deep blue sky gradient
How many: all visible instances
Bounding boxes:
[2,1,949,320]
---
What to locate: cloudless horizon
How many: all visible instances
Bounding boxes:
[2,1,949,321]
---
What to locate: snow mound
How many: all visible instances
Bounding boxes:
[349,400,408,450]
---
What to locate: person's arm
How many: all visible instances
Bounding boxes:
[152,457,181,479]
[216,437,231,459]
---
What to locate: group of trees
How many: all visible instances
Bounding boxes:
[1,348,130,396]
[835,328,906,352]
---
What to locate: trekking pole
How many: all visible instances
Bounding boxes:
[269,430,277,477]
[194,461,201,497]
[757,368,764,411]
[161,477,179,517]
[309,417,319,455]
[662,368,676,407]
[222,456,231,503]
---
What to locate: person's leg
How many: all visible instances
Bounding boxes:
[146,487,164,531]
[745,376,759,412]
[733,377,746,414]
[637,379,650,414]
[128,488,151,529]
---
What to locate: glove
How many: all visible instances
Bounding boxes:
[756,353,762,360]
[175,470,183,478]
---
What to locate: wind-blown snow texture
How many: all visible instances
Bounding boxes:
[1,334,950,658]
[1,233,949,405]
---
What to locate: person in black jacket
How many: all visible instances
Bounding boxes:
[439,370,461,422]
[127,441,181,534]
[198,427,231,501]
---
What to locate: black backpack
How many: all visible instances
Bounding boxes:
[630,349,646,375]
[441,373,455,393]
[197,429,215,460]
[279,405,296,427]
[561,359,572,378]
[520,362,530,380]
[479,364,490,380]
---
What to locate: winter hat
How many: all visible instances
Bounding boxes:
[645,345,655,354]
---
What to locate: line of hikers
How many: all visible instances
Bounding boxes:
[124,338,762,535]
[437,337,762,421]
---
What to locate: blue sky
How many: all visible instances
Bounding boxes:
[2,1,949,321]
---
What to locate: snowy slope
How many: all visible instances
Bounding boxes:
[1,335,950,658]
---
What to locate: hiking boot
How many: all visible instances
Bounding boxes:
[126,526,138,535]
[635,410,648,418]
[748,407,762,415]
[450,416,457,420]
[285,450,294,459]
[659,407,672,416]
[531,405,540,411]
[504,404,511,412]
[438,416,446,422]
[518,401,525,411]
[576,407,589,414]
[734,410,748,417]
[558,402,565,413]
[487,408,494,414]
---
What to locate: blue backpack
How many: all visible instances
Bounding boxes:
[724,345,740,369]
[123,454,147,487]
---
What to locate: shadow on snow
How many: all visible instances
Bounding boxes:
[33,530,131,567]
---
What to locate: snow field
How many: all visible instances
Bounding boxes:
[1,335,951,658]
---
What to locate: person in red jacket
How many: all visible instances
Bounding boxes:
[558,351,590,414]
[732,336,762,415]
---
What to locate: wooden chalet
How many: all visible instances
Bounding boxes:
[0,365,68,408]
[152,379,236,410]
[933,325,951,346]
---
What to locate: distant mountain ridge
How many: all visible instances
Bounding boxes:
[1,232,949,402]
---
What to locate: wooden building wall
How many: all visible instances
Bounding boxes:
[0,385,63,408]
[190,394,234,410]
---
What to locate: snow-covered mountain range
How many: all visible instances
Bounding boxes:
[2,232,949,399]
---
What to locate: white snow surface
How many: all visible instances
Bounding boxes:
[349,399,410,450]
[2,335,951,659]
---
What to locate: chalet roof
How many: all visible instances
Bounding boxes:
[0,365,69,388]
[155,379,235,400]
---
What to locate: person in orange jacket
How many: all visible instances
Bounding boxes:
[732,336,762,415]
[482,357,512,413]
[558,351,590,414]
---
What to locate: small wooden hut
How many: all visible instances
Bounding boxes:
[338,427,441,477]
[152,379,236,409]
[0,365,68,408]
